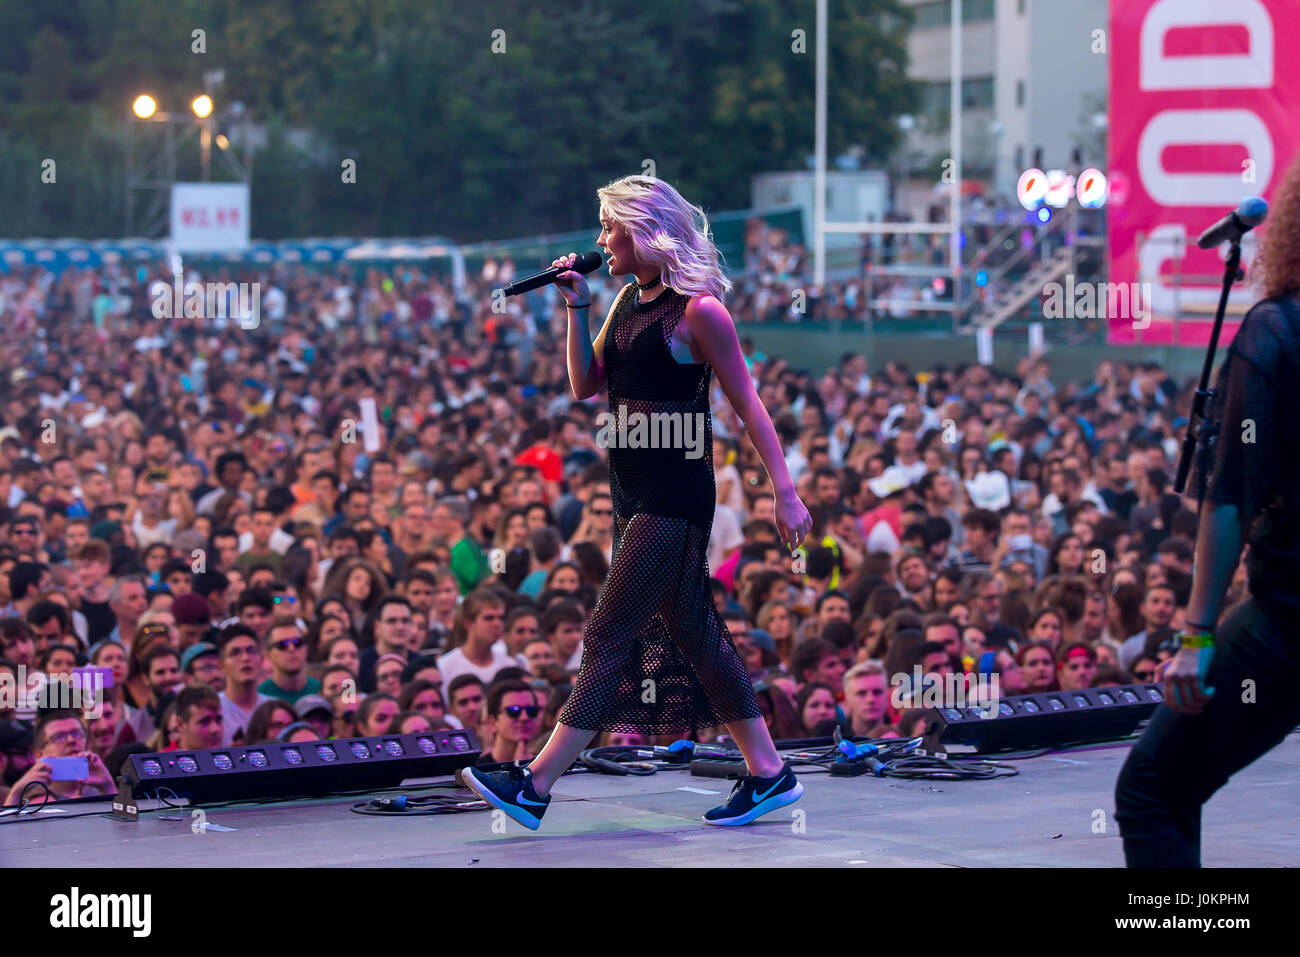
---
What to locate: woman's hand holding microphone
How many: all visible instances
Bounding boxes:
[552,252,590,309]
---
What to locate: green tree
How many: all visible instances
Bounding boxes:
[0,0,919,239]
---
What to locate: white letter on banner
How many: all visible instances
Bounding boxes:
[1140,0,1272,91]
[1138,110,1273,206]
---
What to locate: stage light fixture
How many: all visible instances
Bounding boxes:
[1017,167,1047,209]
[925,684,1162,753]
[123,731,480,804]
[1077,168,1108,208]
[1044,169,1075,208]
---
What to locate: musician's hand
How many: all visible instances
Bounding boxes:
[552,252,590,307]
[1156,646,1216,714]
[774,489,812,553]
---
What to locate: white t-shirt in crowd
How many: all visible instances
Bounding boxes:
[715,463,744,514]
[560,541,614,566]
[238,527,297,555]
[707,503,743,576]
[438,645,526,688]
[132,515,177,548]
[220,691,274,746]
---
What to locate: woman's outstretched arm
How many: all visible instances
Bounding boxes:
[684,295,811,551]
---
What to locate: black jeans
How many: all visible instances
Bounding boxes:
[1115,597,1300,866]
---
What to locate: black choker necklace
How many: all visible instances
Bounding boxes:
[635,276,663,290]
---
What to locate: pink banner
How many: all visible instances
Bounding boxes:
[1107,0,1300,345]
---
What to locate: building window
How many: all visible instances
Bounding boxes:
[1016,80,1025,108]
[963,76,995,110]
[1018,0,1026,15]
[923,75,996,113]
[912,0,995,30]
[923,81,948,114]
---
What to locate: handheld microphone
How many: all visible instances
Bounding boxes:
[500,251,605,297]
[1196,197,1268,249]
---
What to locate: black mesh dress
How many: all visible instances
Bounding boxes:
[556,283,762,734]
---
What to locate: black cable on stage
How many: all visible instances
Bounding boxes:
[782,729,1022,780]
[351,783,491,817]
[151,786,187,819]
[4,779,54,816]
[880,755,1018,780]
[780,734,926,772]
[575,745,681,776]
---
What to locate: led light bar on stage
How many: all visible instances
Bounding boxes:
[925,684,1163,753]
[123,730,481,804]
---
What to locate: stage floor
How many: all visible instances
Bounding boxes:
[5,733,1299,867]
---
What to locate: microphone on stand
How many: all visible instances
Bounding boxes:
[1174,198,1270,495]
[1196,197,1268,249]
[499,251,606,297]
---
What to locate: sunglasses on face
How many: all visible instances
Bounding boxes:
[1133,669,1155,680]
[271,637,305,651]
[501,705,540,719]
[272,595,296,605]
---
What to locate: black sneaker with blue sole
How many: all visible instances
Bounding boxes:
[459,764,551,830]
[702,761,803,826]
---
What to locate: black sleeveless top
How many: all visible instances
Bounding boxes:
[1200,293,1300,614]
[600,284,716,531]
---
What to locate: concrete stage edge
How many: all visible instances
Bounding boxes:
[4,734,1298,867]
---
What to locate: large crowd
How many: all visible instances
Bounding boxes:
[0,234,1213,806]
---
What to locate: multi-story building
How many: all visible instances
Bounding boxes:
[895,0,1107,211]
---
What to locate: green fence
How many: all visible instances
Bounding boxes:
[734,322,1215,382]
[459,206,804,278]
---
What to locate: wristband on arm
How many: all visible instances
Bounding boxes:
[1176,630,1215,649]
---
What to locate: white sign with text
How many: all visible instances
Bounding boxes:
[170,183,250,252]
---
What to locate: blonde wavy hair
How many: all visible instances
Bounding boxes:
[1253,151,1300,299]
[596,175,733,301]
